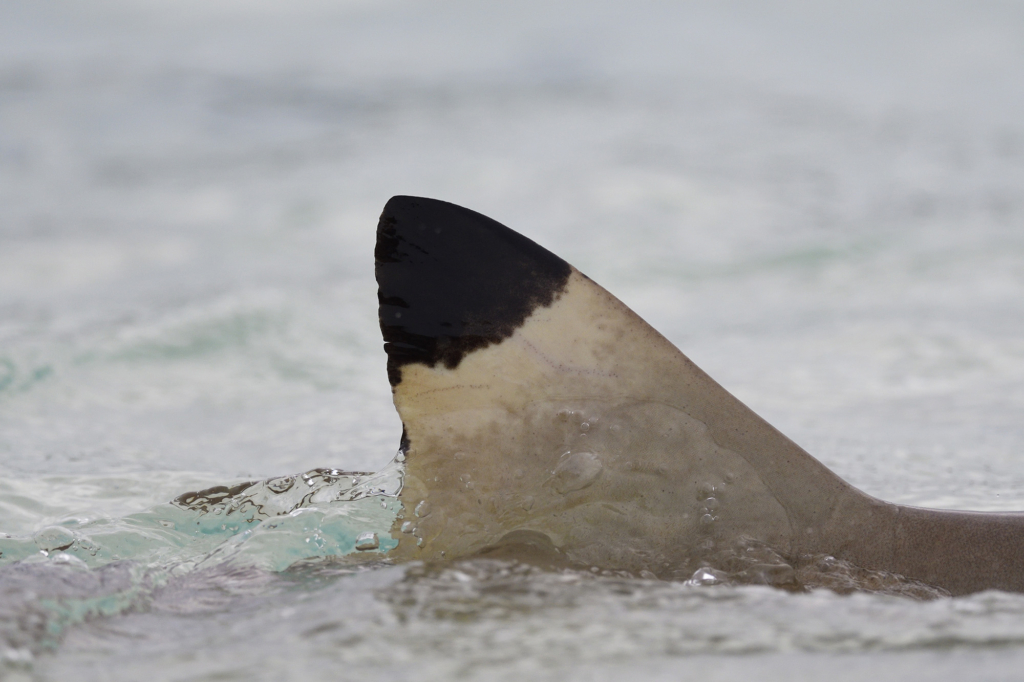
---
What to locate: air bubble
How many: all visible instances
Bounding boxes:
[50,552,85,568]
[354,532,379,551]
[266,477,294,494]
[688,567,725,586]
[697,482,716,500]
[416,537,424,547]
[381,500,387,508]
[704,496,719,512]
[394,451,406,463]
[580,422,590,432]
[400,522,415,534]
[551,451,602,494]
[700,513,715,526]
[415,501,432,518]
[34,527,75,553]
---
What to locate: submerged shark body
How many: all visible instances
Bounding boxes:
[375,196,1024,596]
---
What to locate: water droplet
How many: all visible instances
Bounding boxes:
[267,477,294,494]
[416,537,424,547]
[415,501,431,518]
[400,522,415,534]
[381,500,387,508]
[700,513,715,526]
[355,532,379,551]
[394,451,406,463]
[704,496,719,512]
[580,422,590,432]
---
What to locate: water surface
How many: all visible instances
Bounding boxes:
[2,1,1024,679]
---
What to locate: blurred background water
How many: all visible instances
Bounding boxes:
[1,0,1024,680]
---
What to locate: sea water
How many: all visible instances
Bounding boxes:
[2,0,1024,680]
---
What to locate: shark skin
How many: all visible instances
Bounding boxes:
[374,195,1024,596]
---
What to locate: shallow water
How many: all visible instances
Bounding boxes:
[2,0,1024,679]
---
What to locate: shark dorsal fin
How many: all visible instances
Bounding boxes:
[375,196,1024,593]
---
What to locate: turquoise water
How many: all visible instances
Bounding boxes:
[0,464,403,571]
[3,0,1024,679]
